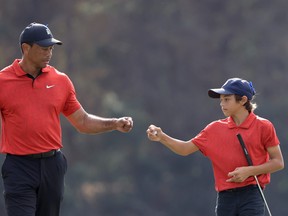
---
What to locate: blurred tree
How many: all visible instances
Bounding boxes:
[0,0,287,215]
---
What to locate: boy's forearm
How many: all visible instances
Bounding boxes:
[250,159,284,176]
[159,133,197,156]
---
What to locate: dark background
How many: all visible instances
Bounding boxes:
[0,0,287,215]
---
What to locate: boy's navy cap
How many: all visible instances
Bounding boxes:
[208,78,256,100]
[19,22,62,47]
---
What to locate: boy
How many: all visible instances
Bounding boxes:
[147,78,284,216]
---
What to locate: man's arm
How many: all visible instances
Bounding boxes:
[67,107,133,134]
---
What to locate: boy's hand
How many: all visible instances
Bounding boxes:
[147,124,162,141]
[226,167,252,183]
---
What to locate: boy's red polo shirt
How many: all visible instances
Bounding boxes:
[192,112,280,192]
[0,59,81,155]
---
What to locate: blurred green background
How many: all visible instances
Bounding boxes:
[0,0,287,215]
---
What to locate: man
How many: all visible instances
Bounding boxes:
[0,22,133,216]
[147,78,284,216]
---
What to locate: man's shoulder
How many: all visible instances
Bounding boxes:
[45,65,67,76]
[44,65,72,82]
[1,59,21,73]
[44,65,74,89]
[0,64,15,79]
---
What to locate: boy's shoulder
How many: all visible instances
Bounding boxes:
[255,114,268,121]
[254,114,274,126]
[206,117,229,129]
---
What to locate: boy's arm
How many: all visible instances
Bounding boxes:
[227,145,284,183]
[146,124,199,156]
[254,145,284,175]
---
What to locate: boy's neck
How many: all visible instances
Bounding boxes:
[231,111,250,126]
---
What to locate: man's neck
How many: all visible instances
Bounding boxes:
[19,59,41,78]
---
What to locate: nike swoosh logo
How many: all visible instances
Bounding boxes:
[46,85,55,89]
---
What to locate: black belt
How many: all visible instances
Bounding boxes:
[8,149,60,159]
[220,184,259,193]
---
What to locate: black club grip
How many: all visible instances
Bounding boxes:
[236,134,253,166]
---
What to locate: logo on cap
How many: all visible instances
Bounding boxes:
[46,28,52,36]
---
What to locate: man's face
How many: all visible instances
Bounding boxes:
[24,43,54,69]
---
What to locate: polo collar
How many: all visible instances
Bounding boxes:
[13,59,50,77]
[227,112,256,129]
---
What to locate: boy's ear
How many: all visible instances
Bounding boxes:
[241,96,248,104]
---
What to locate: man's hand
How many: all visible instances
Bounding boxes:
[115,117,133,133]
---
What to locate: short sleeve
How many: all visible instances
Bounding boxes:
[62,76,82,116]
[261,120,280,149]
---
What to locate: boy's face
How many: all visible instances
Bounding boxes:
[219,94,245,117]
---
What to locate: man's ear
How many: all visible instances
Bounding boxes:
[21,43,31,54]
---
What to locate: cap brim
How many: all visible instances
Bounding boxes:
[208,88,233,98]
[35,38,62,47]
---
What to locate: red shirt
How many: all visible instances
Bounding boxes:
[0,59,81,154]
[192,112,279,192]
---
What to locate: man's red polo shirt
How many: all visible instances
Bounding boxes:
[0,59,81,155]
[192,112,280,192]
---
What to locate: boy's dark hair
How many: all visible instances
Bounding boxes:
[235,95,257,112]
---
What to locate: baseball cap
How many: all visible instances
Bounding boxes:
[208,78,256,100]
[19,22,62,47]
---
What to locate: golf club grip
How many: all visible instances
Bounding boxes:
[236,134,253,166]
